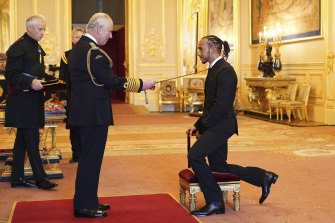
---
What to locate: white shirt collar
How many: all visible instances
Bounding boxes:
[209,56,222,69]
[85,33,98,45]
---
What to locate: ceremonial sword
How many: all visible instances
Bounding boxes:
[154,69,208,83]
[144,69,208,104]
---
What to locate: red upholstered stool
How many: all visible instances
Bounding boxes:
[179,169,241,212]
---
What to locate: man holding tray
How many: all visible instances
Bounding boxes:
[4,14,58,190]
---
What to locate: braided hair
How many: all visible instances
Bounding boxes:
[203,35,230,60]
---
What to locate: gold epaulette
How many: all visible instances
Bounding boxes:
[123,77,141,92]
[87,42,105,87]
[87,42,141,91]
[87,42,117,87]
[61,52,68,64]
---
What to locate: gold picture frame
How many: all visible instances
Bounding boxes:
[249,0,323,45]
[208,0,234,47]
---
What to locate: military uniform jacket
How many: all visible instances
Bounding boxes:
[4,33,54,128]
[68,36,143,126]
[194,58,238,135]
[58,49,74,129]
[58,50,71,101]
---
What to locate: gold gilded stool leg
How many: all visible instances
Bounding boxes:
[180,187,186,205]
[233,191,240,211]
[189,193,197,212]
[223,190,228,203]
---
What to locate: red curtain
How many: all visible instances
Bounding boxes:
[101,27,125,102]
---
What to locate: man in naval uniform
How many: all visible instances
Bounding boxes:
[68,13,155,218]
[58,27,85,163]
[187,35,279,216]
[4,14,58,190]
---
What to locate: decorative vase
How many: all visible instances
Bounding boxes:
[273,56,282,71]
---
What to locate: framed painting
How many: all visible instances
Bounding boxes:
[208,0,234,47]
[250,0,322,45]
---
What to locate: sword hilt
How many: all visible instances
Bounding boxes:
[144,90,149,104]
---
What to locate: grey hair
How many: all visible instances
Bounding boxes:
[86,13,112,31]
[26,14,46,28]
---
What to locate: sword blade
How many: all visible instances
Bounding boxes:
[154,69,208,83]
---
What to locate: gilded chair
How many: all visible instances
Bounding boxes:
[178,135,241,212]
[268,84,297,120]
[280,84,311,122]
[183,87,205,113]
[158,80,183,112]
[182,77,205,113]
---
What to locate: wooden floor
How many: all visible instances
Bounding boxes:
[1,104,335,223]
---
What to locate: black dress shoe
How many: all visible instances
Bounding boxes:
[259,171,279,204]
[191,202,225,216]
[74,209,107,218]
[96,203,110,211]
[37,178,58,190]
[11,177,36,188]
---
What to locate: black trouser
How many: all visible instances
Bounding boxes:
[188,130,266,204]
[73,125,108,210]
[11,128,47,182]
[65,105,81,159]
[69,128,80,158]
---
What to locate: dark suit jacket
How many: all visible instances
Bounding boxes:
[4,33,55,128]
[68,36,143,126]
[194,58,238,135]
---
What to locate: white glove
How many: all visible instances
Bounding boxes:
[142,79,156,90]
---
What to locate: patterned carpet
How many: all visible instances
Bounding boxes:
[0,103,335,223]
[2,103,334,158]
[52,112,335,158]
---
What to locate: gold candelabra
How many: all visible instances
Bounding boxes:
[257,23,282,78]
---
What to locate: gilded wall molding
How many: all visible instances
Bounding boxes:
[140,73,166,79]
[139,64,176,67]
[140,0,165,62]
[327,52,334,73]
[9,0,17,44]
[6,0,71,65]
[191,0,202,12]
[0,0,10,53]
[142,28,164,61]
[127,0,178,111]
[39,28,60,65]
